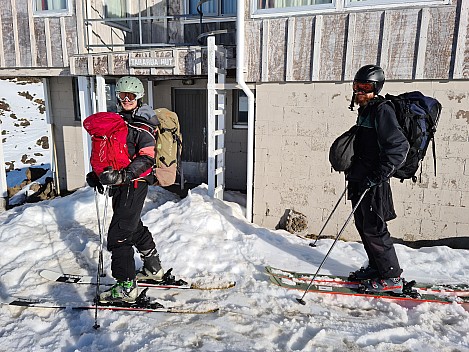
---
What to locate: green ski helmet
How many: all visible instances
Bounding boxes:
[116,76,145,100]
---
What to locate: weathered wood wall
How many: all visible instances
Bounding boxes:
[0,0,467,81]
[0,0,217,75]
[245,1,469,82]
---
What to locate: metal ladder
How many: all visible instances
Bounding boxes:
[207,36,227,199]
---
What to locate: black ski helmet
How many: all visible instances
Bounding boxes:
[354,64,385,94]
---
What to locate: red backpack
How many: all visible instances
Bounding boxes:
[83,112,131,176]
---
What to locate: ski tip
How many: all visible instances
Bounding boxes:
[296,298,306,305]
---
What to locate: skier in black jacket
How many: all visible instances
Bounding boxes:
[346,65,409,293]
[86,76,165,303]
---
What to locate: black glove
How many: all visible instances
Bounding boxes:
[99,167,131,185]
[86,171,104,194]
[360,173,382,193]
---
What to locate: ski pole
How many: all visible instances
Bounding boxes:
[93,186,109,330]
[309,188,346,247]
[297,188,369,305]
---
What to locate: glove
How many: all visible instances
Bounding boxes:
[99,167,131,185]
[360,174,381,193]
[86,171,104,194]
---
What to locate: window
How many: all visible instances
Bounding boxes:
[255,0,449,14]
[72,78,81,121]
[104,0,130,29]
[189,0,237,17]
[258,0,331,10]
[105,80,118,113]
[34,0,68,13]
[233,90,253,128]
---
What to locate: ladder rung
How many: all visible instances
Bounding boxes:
[214,109,224,115]
[215,167,224,175]
[214,129,225,136]
[214,148,224,156]
[213,83,227,90]
[214,185,224,194]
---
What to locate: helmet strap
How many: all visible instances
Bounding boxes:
[349,92,356,111]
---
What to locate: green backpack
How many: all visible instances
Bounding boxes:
[154,108,183,186]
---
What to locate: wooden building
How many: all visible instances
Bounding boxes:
[0,0,467,243]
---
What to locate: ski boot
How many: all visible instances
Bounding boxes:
[360,277,404,295]
[349,266,379,281]
[99,279,138,304]
[136,248,165,282]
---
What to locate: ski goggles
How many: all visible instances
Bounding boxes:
[353,81,375,94]
[117,92,137,102]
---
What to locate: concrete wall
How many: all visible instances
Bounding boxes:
[253,81,469,242]
[48,77,85,191]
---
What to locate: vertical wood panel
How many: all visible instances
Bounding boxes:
[287,16,314,82]
[381,9,420,80]
[10,0,20,65]
[168,0,183,43]
[48,18,64,67]
[263,18,287,82]
[34,19,47,67]
[27,0,36,66]
[1,1,16,66]
[423,6,456,79]
[318,14,347,81]
[245,20,262,82]
[345,11,383,80]
[0,11,4,66]
[454,0,469,79]
[64,16,78,67]
[16,0,31,67]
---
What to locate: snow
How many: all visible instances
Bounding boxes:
[0,78,468,351]
[0,185,468,351]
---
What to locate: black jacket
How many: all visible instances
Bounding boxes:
[346,98,409,183]
[120,104,159,181]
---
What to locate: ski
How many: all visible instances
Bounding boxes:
[265,266,469,297]
[1,289,219,314]
[268,274,469,308]
[40,268,236,290]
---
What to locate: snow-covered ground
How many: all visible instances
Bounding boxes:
[0,185,468,352]
[0,78,50,189]
[0,78,468,351]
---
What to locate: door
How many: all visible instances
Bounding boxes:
[173,88,207,184]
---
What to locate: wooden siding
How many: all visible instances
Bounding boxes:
[287,16,314,81]
[245,20,262,82]
[245,2,468,82]
[1,1,16,67]
[381,9,419,80]
[0,0,467,81]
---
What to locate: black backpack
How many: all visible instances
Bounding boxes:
[329,125,358,172]
[383,91,442,182]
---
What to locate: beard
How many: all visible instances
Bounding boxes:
[354,93,374,107]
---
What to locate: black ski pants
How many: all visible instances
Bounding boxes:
[107,182,155,281]
[349,182,402,279]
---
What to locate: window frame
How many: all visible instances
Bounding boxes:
[232,89,253,129]
[33,0,71,17]
[252,0,451,17]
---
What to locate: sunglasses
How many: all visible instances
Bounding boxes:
[117,92,137,102]
[353,82,375,94]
